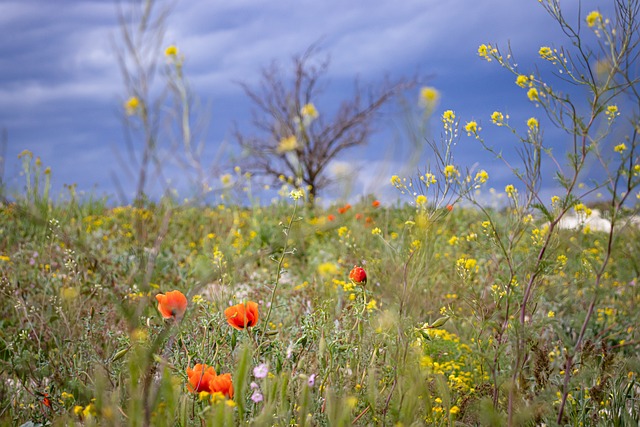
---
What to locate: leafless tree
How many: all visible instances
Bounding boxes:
[233,46,414,203]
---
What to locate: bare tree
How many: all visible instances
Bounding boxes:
[233,46,414,203]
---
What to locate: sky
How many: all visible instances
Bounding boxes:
[0,0,619,206]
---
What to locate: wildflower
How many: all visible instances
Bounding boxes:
[586,11,602,28]
[372,200,380,208]
[192,294,204,305]
[253,363,268,379]
[209,373,234,399]
[41,393,51,408]
[337,204,352,214]
[308,374,316,387]
[614,143,627,153]
[301,103,319,119]
[251,391,264,403]
[277,135,298,153]
[605,105,619,121]
[327,214,336,222]
[527,117,539,130]
[474,170,489,184]
[491,111,504,126]
[349,265,367,286]
[464,121,479,135]
[73,405,83,417]
[156,290,188,320]
[515,74,529,88]
[446,204,453,212]
[419,86,440,108]
[224,301,259,330]
[527,88,539,102]
[505,184,517,198]
[442,110,455,123]
[371,227,382,236]
[165,45,178,57]
[450,405,460,415]
[220,173,232,186]
[289,188,305,200]
[390,175,403,187]
[548,311,555,318]
[415,195,427,206]
[125,96,140,115]
[444,165,459,180]
[366,299,377,312]
[539,46,554,60]
[187,364,217,393]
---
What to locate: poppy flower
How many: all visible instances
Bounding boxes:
[224,301,259,330]
[372,200,381,208]
[156,290,188,320]
[327,214,336,222]
[355,213,363,220]
[338,204,352,214]
[209,373,234,399]
[187,364,217,393]
[41,392,51,408]
[349,265,367,286]
[446,204,454,211]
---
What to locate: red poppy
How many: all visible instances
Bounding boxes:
[209,373,234,399]
[349,265,367,286]
[355,213,363,220]
[338,204,352,214]
[446,204,453,212]
[156,290,188,320]
[224,301,259,330]
[42,393,51,408]
[372,200,380,208]
[186,363,217,393]
[327,214,336,222]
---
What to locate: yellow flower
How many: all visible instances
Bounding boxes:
[124,96,140,115]
[527,88,539,102]
[277,135,298,153]
[491,111,504,126]
[605,105,619,121]
[390,175,403,187]
[614,143,627,153]
[548,311,555,318]
[539,46,554,60]
[165,45,178,56]
[505,184,517,198]
[220,173,232,186]
[371,227,382,236]
[415,195,427,206]
[478,44,497,61]
[586,11,602,28]
[474,170,489,184]
[527,117,539,130]
[301,103,319,119]
[419,86,440,107]
[0,255,10,262]
[464,121,479,135]
[444,165,459,180]
[515,74,529,88]
[366,299,377,312]
[73,405,83,416]
[450,405,460,415]
[442,110,456,124]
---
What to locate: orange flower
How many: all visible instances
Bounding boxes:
[338,203,352,214]
[187,363,217,393]
[349,265,367,286]
[446,204,453,211]
[224,301,259,330]
[327,214,336,222]
[42,392,51,408]
[355,213,363,220]
[156,290,188,319]
[372,200,380,208]
[209,373,234,398]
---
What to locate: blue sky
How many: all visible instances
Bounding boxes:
[0,0,615,205]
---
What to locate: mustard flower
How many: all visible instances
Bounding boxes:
[415,195,427,206]
[505,184,517,198]
[614,143,627,153]
[371,227,382,236]
[444,165,459,180]
[474,170,489,184]
[539,46,554,61]
[301,103,318,119]
[464,120,479,135]
[527,117,539,130]
[548,311,555,318]
[125,96,140,115]
[605,105,619,121]
[165,45,178,57]
[527,88,539,102]
[491,111,504,126]
[442,109,456,124]
[419,86,440,108]
[515,74,530,88]
[478,44,497,61]
[586,11,602,28]
[277,135,298,153]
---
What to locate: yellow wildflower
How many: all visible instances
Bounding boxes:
[491,111,504,126]
[586,11,602,28]
[605,105,619,121]
[614,143,627,153]
[277,135,298,153]
[415,195,427,206]
[515,74,529,88]
[527,88,539,102]
[539,46,554,60]
[474,170,489,184]
[165,45,178,56]
[464,120,479,135]
[125,96,140,115]
[444,165,459,180]
[301,103,318,119]
[527,117,539,130]
[419,86,440,107]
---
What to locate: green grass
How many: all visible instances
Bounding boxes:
[1,191,639,426]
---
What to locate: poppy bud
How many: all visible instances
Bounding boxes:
[349,265,367,286]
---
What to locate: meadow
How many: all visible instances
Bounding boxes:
[2,1,640,425]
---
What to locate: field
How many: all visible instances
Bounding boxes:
[1,181,639,426]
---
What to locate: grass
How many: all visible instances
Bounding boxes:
[1,187,639,426]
